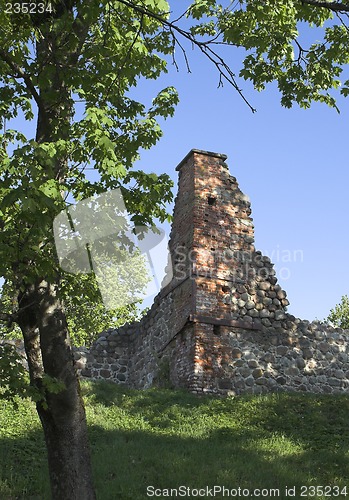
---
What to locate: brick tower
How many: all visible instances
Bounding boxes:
[168,149,289,393]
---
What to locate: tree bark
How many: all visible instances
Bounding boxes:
[18,281,96,500]
[14,8,98,496]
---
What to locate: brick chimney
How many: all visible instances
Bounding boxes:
[167,149,288,393]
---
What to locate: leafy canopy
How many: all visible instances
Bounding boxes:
[0,0,177,309]
[185,0,349,110]
[327,295,349,329]
[0,275,146,347]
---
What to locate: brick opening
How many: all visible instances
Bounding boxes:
[213,324,220,335]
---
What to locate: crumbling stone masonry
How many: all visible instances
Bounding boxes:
[75,149,349,395]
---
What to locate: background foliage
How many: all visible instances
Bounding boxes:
[327,295,349,329]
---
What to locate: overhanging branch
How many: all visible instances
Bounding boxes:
[0,311,16,328]
[0,49,45,114]
[0,312,12,322]
[301,0,349,12]
[115,0,256,112]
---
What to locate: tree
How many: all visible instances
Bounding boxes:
[1,0,349,498]
[327,295,349,329]
[62,276,146,347]
[1,274,146,346]
[1,1,174,498]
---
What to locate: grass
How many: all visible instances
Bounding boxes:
[1,381,349,499]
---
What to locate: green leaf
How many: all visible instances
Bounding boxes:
[22,198,37,212]
[98,135,115,151]
[39,179,60,198]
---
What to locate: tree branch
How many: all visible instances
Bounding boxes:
[69,10,91,65]
[0,49,45,113]
[301,0,349,12]
[0,312,13,322]
[115,0,256,112]
[335,10,349,30]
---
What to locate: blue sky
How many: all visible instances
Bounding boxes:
[131,29,349,322]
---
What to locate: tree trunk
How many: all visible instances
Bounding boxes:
[12,7,97,497]
[18,281,96,500]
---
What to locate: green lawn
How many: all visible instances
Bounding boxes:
[1,381,349,499]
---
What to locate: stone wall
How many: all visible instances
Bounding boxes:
[75,311,349,397]
[188,318,349,395]
[75,275,197,390]
[73,149,349,397]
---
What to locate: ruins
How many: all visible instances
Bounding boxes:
[75,150,349,395]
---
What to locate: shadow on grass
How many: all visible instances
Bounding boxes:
[89,424,349,500]
[82,379,208,410]
[2,385,349,500]
[84,383,349,500]
[248,392,349,451]
[2,422,349,500]
[0,428,50,500]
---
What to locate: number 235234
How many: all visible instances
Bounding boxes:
[5,2,53,14]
